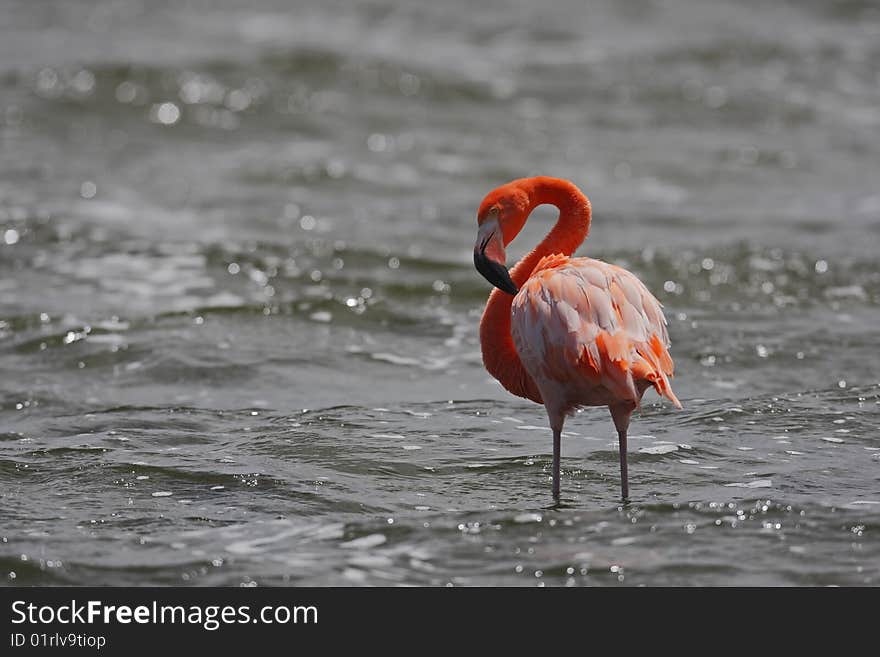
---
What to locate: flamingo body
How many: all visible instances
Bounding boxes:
[472,176,681,500]
[511,255,680,417]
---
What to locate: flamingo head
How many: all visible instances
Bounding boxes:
[473,182,531,295]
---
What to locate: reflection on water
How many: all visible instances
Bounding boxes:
[1,0,879,586]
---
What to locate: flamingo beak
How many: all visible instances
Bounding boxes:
[474,220,518,295]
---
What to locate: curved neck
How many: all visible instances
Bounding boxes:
[479,178,592,403]
[509,177,592,286]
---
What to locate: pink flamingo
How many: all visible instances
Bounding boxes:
[473,177,682,501]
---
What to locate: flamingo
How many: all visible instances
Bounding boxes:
[472,176,682,501]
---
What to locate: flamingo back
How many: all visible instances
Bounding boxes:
[510,255,681,412]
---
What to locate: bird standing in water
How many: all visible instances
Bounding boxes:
[473,177,682,501]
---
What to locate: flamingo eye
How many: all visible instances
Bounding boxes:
[479,206,499,225]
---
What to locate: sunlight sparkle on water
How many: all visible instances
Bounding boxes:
[151,102,181,125]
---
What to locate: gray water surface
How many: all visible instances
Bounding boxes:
[1,0,879,586]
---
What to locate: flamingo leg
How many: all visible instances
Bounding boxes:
[610,403,635,501]
[546,406,565,500]
[552,427,561,500]
[617,427,628,501]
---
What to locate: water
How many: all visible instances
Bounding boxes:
[1,0,879,586]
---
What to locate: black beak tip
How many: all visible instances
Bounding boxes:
[474,251,519,296]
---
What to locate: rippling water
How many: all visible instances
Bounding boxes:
[2,0,879,586]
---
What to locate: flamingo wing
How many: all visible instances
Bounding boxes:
[510,255,681,409]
